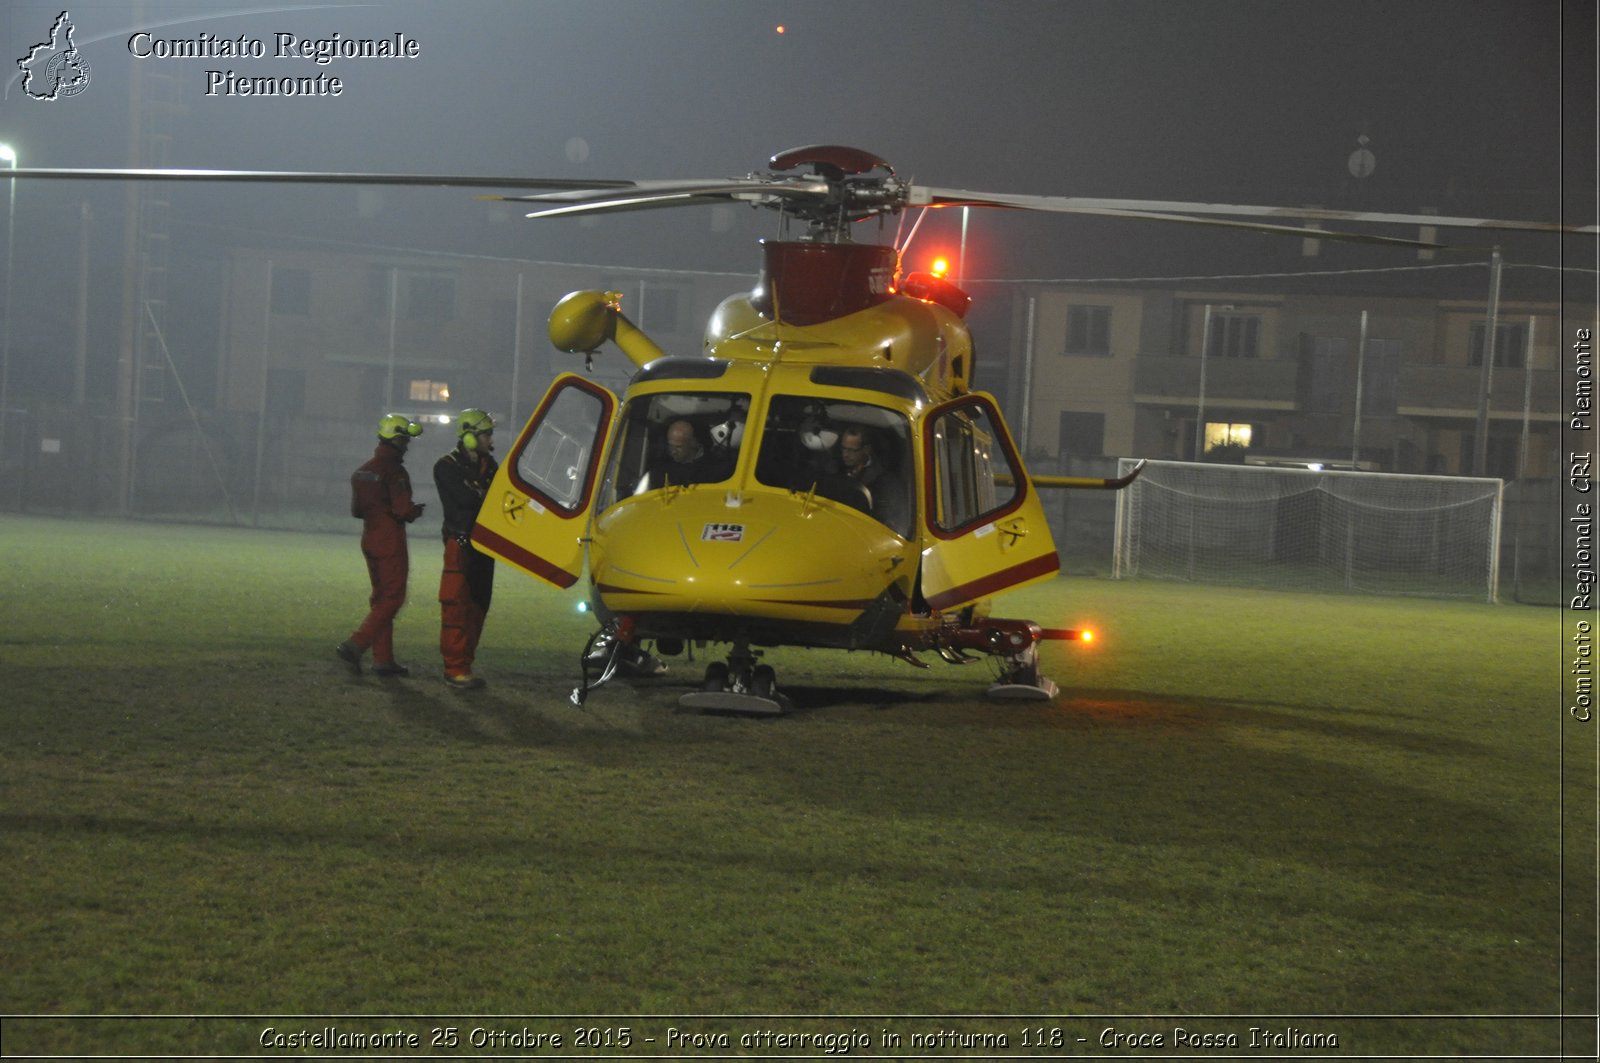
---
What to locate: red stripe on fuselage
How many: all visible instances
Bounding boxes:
[923,552,1060,612]
[473,525,579,589]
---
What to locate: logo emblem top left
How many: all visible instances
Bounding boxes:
[19,11,91,100]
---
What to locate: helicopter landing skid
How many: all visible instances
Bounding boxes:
[678,689,791,715]
[678,648,791,715]
[986,675,1060,701]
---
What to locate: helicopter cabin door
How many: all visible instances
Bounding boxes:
[470,373,616,589]
[918,394,1060,611]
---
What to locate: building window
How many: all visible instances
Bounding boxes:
[1298,335,1347,413]
[1207,312,1261,359]
[1459,431,1522,479]
[1065,305,1112,356]
[270,267,311,315]
[366,267,458,323]
[1058,411,1106,458]
[1204,422,1253,450]
[1469,322,1527,368]
[408,379,450,403]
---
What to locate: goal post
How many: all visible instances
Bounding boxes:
[1112,460,1503,602]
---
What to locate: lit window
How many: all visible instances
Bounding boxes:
[409,379,450,403]
[1204,422,1253,450]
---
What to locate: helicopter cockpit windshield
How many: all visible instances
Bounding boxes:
[597,391,748,509]
[755,396,913,538]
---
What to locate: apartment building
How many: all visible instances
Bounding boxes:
[1000,282,1585,481]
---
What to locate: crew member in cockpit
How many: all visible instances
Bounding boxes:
[838,425,910,535]
[650,419,724,487]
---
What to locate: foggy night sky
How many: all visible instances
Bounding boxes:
[0,0,1592,387]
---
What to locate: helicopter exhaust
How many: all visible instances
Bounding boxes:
[547,290,668,369]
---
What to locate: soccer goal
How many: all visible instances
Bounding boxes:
[1112,460,1503,602]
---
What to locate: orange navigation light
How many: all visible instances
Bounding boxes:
[930,255,951,277]
[900,267,972,318]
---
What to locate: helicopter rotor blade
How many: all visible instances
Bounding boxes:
[8,163,1591,245]
[940,202,1455,250]
[913,186,1599,237]
[483,177,831,218]
[4,167,635,192]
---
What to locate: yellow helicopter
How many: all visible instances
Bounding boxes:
[18,146,1593,712]
[473,148,1159,712]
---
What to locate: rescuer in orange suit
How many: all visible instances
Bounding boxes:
[337,413,426,676]
[433,408,499,690]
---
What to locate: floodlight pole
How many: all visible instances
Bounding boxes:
[958,206,969,287]
[384,267,399,407]
[1472,248,1503,477]
[510,272,525,426]
[251,260,273,526]
[1351,309,1369,465]
[1020,293,1037,453]
[1194,303,1214,459]
[0,144,16,479]
[1517,314,1536,479]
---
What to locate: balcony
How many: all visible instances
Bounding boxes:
[1398,365,1559,417]
[1131,357,1561,419]
[1133,355,1299,407]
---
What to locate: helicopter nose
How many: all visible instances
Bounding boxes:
[589,489,907,622]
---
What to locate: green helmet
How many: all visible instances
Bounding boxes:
[377,413,423,441]
[456,408,495,450]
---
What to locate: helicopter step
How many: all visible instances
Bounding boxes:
[678,649,792,716]
[987,675,1060,701]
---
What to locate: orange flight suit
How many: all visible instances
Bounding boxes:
[347,441,424,665]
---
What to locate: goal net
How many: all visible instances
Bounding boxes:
[1112,460,1503,601]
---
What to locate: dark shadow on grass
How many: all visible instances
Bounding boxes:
[373,670,739,751]
[377,673,586,747]
[1055,687,1490,758]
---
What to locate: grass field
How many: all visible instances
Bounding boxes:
[0,513,1593,1058]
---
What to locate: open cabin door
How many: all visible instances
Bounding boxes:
[471,373,616,589]
[918,393,1060,611]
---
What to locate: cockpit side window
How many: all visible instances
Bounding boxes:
[755,395,914,538]
[597,390,748,510]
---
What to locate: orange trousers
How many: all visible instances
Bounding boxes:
[351,544,408,665]
[439,538,495,677]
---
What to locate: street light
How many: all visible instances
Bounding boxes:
[0,143,14,479]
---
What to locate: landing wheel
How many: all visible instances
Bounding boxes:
[679,652,789,715]
[702,661,729,692]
